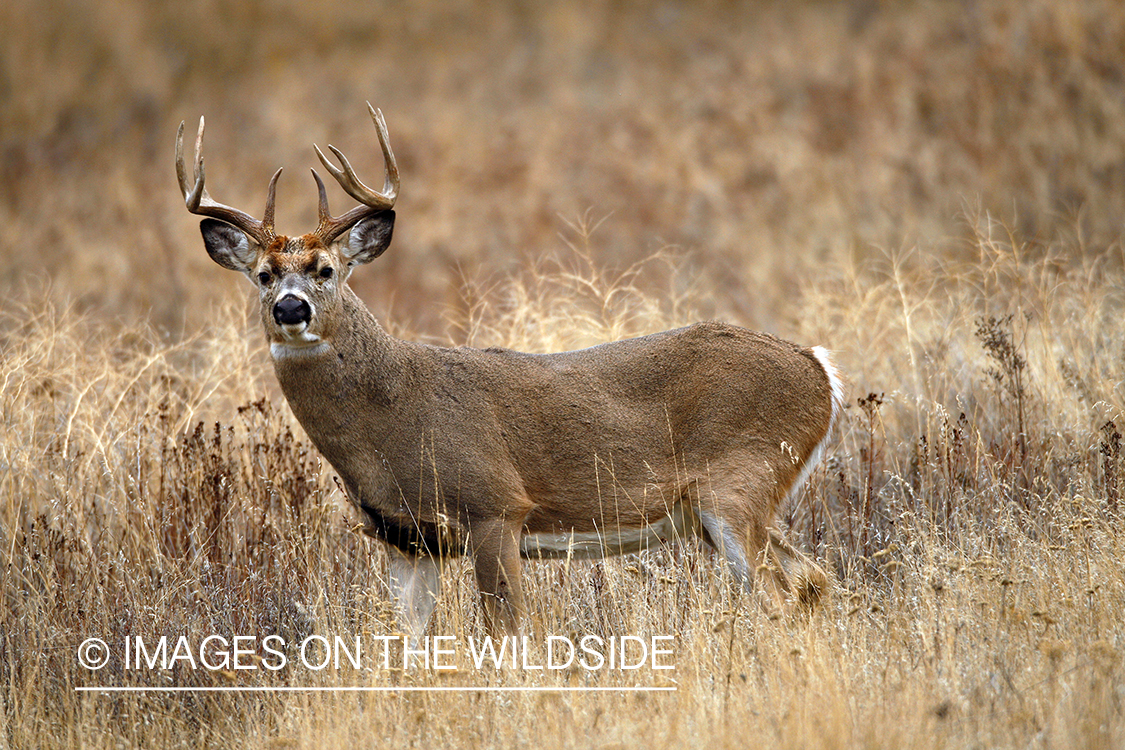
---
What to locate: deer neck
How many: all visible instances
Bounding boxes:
[269,286,403,439]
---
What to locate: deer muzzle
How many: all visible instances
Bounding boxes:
[273,295,312,327]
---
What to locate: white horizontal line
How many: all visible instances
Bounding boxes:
[76,686,675,693]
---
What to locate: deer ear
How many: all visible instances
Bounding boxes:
[200,218,259,272]
[343,211,395,266]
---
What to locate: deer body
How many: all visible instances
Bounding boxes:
[177,105,843,637]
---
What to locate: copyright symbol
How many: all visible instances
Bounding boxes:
[78,638,110,670]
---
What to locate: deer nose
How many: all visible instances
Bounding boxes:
[273,295,312,326]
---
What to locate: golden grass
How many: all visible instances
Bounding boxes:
[3,0,1124,330]
[3,0,1125,747]
[4,221,1125,747]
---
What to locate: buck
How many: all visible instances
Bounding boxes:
[176,104,844,637]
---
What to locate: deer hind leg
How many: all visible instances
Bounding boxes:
[468,517,526,636]
[387,548,442,642]
[698,509,784,606]
[765,527,828,608]
[698,477,827,610]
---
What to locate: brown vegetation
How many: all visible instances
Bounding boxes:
[2,0,1124,747]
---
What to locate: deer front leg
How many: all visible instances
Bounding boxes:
[386,547,442,642]
[468,517,526,637]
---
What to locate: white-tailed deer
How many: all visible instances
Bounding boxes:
[177,104,844,637]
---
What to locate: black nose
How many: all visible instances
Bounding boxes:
[273,296,312,326]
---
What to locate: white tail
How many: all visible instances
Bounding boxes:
[177,105,844,636]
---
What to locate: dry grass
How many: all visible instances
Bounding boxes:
[4,225,1125,748]
[2,0,1125,748]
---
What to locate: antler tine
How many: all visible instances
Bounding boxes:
[175,120,191,200]
[368,103,401,202]
[312,168,332,225]
[262,167,283,233]
[311,103,399,243]
[174,116,277,246]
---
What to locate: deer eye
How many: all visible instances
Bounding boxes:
[319,266,334,279]
[257,271,272,285]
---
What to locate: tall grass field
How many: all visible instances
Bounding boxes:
[2,1,1124,747]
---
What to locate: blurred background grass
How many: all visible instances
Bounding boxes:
[4,1,1125,747]
[2,0,1122,334]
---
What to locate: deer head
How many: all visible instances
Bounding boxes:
[176,103,399,354]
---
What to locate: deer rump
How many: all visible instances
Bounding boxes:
[331,320,837,564]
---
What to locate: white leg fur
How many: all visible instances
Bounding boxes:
[698,511,753,590]
[387,549,442,641]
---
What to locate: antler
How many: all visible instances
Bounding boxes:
[311,103,399,243]
[176,117,281,247]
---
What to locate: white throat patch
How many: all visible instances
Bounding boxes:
[270,340,330,360]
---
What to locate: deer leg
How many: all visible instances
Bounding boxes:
[766,527,829,607]
[698,510,753,587]
[697,466,800,609]
[699,510,786,608]
[699,505,828,611]
[387,547,442,642]
[468,517,525,637]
